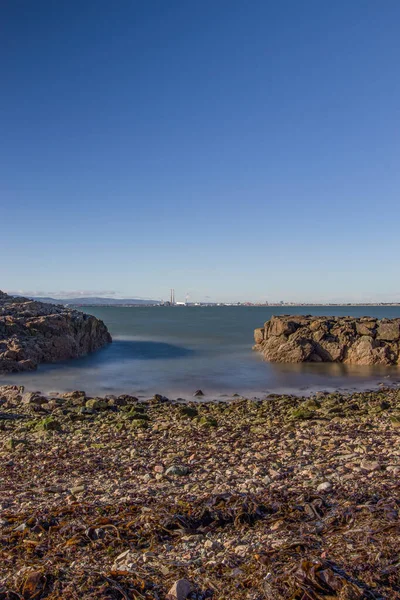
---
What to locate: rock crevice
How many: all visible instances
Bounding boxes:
[0,291,112,373]
[254,315,400,365]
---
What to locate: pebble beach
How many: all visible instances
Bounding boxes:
[1,384,399,599]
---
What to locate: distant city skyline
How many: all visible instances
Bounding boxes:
[2,1,400,301]
[4,288,400,305]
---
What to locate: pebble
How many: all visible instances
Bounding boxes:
[165,465,190,476]
[317,481,333,492]
[360,459,381,472]
[70,485,85,494]
[166,578,192,600]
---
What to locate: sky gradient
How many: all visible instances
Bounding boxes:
[1,0,400,303]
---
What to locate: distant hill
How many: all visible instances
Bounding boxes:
[20,296,161,306]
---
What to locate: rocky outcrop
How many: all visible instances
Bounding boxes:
[0,291,112,373]
[254,315,400,365]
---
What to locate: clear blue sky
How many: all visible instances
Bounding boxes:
[1,0,400,303]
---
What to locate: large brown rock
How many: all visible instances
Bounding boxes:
[0,291,112,373]
[261,335,315,363]
[254,315,400,365]
[254,327,265,344]
[377,321,400,341]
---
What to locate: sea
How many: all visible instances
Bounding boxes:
[1,306,400,399]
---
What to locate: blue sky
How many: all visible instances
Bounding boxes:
[1,0,400,303]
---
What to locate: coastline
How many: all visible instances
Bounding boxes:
[1,384,399,598]
[1,367,400,401]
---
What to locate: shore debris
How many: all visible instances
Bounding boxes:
[0,383,399,598]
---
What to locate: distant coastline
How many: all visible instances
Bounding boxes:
[10,294,400,308]
[68,302,400,308]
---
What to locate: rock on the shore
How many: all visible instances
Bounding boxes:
[254,315,400,365]
[0,290,111,373]
[166,579,192,600]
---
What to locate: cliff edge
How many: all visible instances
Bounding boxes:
[254,314,400,365]
[0,291,112,373]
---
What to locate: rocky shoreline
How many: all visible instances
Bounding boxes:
[1,384,399,599]
[0,291,112,373]
[254,315,400,365]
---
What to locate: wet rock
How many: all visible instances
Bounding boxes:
[179,406,198,418]
[85,398,108,410]
[194,389,204,397]
[21,392,48,405]
[154,394,169,403]
[118,394,139,404]
[107,396,127,407]
[62,390,87,399]
[0,385,24,402]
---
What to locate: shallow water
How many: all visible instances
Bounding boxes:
[1,306,400,398]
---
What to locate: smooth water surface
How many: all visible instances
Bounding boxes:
[2,306,400,398]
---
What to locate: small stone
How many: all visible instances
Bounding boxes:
[70,485,85,494]
[166,579,192,600]
[360,459,380,472]
[85,398,108,410]
[179,406,198,418]
[37,417,62,431]
[5,438,27,451]
[317,481,333,492]
[154,394,169,402]
[387,466,400,476]
[165,465,190,476]
[22,392,47,405]
[199,416,218,427]
[131,419,149,429]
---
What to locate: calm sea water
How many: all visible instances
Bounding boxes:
[2,306,400,398]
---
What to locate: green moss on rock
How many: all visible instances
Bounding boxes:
[85,398,108,410]
[179,406,198,418]
[36,417,62,431]
[199,416,218,427]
